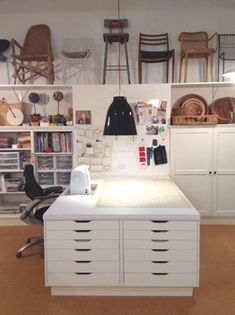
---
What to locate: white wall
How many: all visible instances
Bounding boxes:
[0,1,235,84]
[73,84,171,176]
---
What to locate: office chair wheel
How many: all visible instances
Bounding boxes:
[16,252,22,258]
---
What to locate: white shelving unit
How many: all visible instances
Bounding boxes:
[0,126,74,218]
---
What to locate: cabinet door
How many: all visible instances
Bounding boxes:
[170,128,213,216]
[213,128,235,216]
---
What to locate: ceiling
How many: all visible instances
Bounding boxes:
[0,0,235,13]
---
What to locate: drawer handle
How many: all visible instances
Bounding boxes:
[152,239,169,242]
[74,230,91,233]
[74,220,91,223]
[75,260,91,263]
[74,239,91,242]
[75,272,92,275]
[74,249,91,252]
[152,230,168,233]
[151,220,168,223]
[152,260,169,264]
[152,249,168,252]
[152,273,168,276]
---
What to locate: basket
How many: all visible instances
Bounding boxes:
[172,107,200,116]
[209,97,235,123]
[173,94,208,115]
[61,49,91,59]
[172,115,218,125]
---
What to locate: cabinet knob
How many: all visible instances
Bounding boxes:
[214,171,217,175]
[209,171,212,175]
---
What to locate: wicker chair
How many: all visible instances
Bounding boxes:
[138,33,175,83]
[11,24,54,84]
[178,32,218,82]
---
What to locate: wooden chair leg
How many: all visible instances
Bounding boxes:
[210,55,214,82]
[205,56,208,82]
[179,55,183,83]
[166,60,169,83]
[102,42,108,84]
[124,41,131,84]
[138,60,142,84]
[184,56,188,83]
[172,52,175,83]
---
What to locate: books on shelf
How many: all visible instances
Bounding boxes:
[35,132,72,153]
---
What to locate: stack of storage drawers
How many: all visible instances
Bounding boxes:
[45,220,120,286]
[124,220,199,287]
[0,152,20,171]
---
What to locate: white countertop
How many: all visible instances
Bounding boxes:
[43,177,200,221]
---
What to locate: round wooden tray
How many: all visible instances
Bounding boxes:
[172,94,208,116]
[209,97,235,123]
[181,98,206,115]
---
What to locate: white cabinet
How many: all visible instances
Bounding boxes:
[213,128,235,215]
[123,220,199,287]
[170,126,235,216]
[44,220,120,287]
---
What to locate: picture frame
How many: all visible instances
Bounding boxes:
[76,110,91,125]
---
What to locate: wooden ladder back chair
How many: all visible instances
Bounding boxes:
[178,31,218,82]
[102,19,131,84]
[11,24,54,84]
[138,33,175,83]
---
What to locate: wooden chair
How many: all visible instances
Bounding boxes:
[138,33,175,83]
[103,19,131,84]
[178,31,218,82]
[11,24,54,84]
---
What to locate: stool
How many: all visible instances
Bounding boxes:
[102,19,131,84]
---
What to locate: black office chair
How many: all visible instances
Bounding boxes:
[16,164,64,258]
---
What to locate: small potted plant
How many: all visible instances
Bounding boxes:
[53,91,66,125]
[29,93,41,126]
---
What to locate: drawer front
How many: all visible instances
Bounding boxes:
[125,261,197,273]
[125,273,198,287]
[47,248,119,261]
[124,249,197,261]
[124,239,197,250]
[124,230,197,240]
[124,221,197,231]
[46,239,119,249]
[46,230,119,240]
[47,272,119,286]
[47,260,119,273]
[46,220,119,231]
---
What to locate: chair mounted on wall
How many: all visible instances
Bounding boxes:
[11,24,54,84]
[16,164,63,258]
[217,34,235,81]
[138,33,175,83]
[178,31,218,82]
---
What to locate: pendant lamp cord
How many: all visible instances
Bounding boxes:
[118,0,121,96]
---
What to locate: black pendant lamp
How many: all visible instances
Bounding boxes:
[103,0,137,136]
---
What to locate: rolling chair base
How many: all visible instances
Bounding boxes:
[16,236,43,258]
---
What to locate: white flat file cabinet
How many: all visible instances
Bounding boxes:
[44,178,200,296]
[44,218,199,296]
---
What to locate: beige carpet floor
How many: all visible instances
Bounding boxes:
[0,225,235,315]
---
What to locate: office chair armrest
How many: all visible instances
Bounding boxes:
[43,186,64,195]
[20,194,58,221]
[20,198,47,220]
